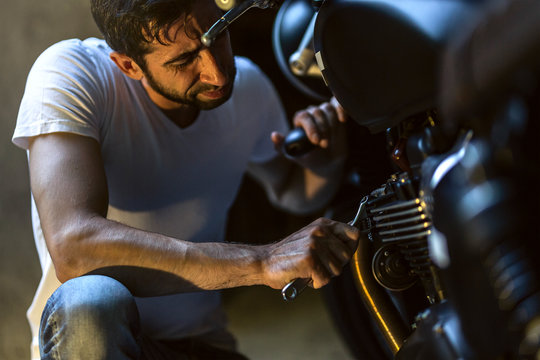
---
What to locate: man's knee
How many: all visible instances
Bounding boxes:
[40,275,140,358]
[43,275,136,324]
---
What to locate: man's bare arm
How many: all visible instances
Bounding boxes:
[247,155,344,215]
[29,133,358,296]
[248,98,348,215]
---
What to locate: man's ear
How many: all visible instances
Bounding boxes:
[109,52,144,80]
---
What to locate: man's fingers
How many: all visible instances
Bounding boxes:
[311,223,356,261]
[316,103,339,148]
[308,220,360,284]
[292,101,340,149]
[330,221,360,252]
[309,259,333,289]
[331,97,348,123]
[343,227,361,253]
[268,218,360,290]
[331,233,357,261]
[288,97,347,153]
[312,218,359,243]
[271,131,285,152]
[315,249,342,278]
[315,240,349,276]
[293,109,320,145]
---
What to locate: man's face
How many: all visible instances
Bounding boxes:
[140,1,236,110]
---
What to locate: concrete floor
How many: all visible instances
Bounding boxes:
[0,1,354,359]
[224,286,353,360]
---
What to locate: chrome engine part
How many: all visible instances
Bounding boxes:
[358,173,442,303]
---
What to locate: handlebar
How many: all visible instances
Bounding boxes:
[282,127,316,157]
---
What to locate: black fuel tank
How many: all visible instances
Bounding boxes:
[314,0,479,133]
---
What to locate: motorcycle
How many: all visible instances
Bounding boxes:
[204,0,540,358]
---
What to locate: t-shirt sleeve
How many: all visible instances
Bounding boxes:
[12,39,105,150]
[238,58,289,164]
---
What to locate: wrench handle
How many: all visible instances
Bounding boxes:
[281,278,312,301]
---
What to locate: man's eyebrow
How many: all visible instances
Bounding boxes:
[163,45,203,66]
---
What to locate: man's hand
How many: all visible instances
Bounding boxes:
[271,97,348,164]
[261,217,360,289]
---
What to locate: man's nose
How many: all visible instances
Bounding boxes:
[198,48,227,87]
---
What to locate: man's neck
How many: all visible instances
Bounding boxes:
[161,107,200,128]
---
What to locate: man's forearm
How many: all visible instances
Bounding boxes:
[51,215,267,297]
[248,155,345,215]
[52,214,362,297]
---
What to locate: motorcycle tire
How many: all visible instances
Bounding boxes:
[322,198,393,360]
[322,265,393,360]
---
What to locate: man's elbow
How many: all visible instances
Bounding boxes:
[45,223,94,283]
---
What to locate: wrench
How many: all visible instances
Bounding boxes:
[281,196,368,301]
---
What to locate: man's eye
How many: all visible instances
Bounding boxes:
[173,62,190,70]
[172,57,196,72]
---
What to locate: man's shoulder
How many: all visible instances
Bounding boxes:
[234,56,266,79]
[41,37,105,54]
[233,56,274,92]
[27,37,123,98]
[227,56,283,122]
[36,38,113,72]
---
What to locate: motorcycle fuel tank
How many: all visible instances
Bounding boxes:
[314,0,479,133]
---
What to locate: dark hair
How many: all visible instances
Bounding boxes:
[90,0,194,67]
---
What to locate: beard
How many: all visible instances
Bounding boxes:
[143,64,237,110]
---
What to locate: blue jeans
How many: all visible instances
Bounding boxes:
[39,275,248,360]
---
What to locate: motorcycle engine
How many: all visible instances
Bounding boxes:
[272,0,540,358]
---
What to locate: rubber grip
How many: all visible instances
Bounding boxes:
[282,127,315,157]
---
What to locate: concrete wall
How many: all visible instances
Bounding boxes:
[0,1,100,359]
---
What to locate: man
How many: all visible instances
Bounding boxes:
[13,0,359,358]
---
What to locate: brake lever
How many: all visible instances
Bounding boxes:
[281,196,368,301]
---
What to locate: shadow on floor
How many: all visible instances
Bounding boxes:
[223,285,354,360]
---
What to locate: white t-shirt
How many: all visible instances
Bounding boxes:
[13,38,289,359]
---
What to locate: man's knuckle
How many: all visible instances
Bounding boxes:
[320,274,331,286]
[322,102,334,112]
[310,225,327,238]
[311,108,325,118]
[316,217,330,225]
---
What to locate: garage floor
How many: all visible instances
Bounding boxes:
[223,286,354,360]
